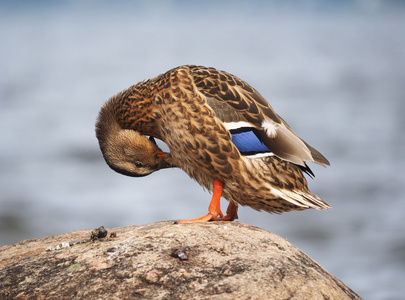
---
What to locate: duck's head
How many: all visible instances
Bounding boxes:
[96,105,172,177]
[99,129,171,177]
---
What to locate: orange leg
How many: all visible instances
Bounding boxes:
[223,201,239,221]
[176,179,238,224]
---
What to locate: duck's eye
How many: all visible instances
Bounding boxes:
[134,162,144,168]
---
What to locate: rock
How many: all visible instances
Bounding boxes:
[0,221,362,299]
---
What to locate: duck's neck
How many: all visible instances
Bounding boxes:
[101,83,161,137]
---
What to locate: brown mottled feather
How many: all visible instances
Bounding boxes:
[188,65,329,167]
[96,65,330,214]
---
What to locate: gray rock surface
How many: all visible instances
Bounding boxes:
[0,221,362,299]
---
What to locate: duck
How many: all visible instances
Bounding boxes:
[96,65,330,223]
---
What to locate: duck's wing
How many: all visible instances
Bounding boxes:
[189,65,329,167]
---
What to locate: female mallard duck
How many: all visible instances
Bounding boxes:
[96,65,330,223]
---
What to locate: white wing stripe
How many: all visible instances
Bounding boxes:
[224,121,253,130]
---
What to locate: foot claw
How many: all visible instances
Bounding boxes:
[176,213,215,224]
[176,211,236,224]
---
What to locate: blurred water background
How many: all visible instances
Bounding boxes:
[1,0,405,298]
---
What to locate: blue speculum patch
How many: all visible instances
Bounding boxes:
[231,130,270,154]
